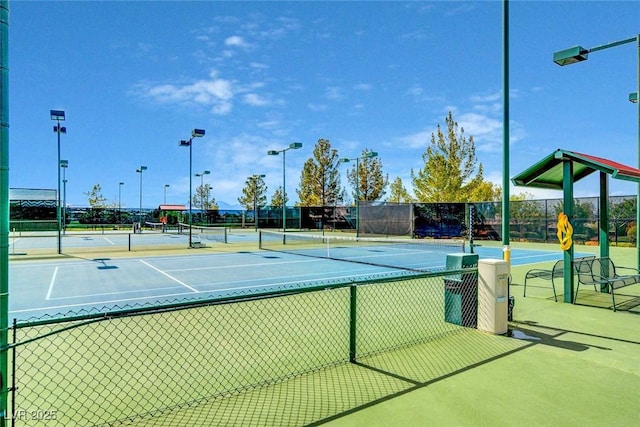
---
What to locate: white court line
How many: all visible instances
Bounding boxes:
[103,237,116,245]
[164,258,323,273]
[48,285,188,301]
[46,266,58,300]
[139,259,199,293]
[10,290,199,315]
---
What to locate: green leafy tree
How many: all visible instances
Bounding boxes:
[84,184,107,208]
[346,149,388,203]
[510,192,545,239]
[411,111,494,202]
[386,177,415,203]
[297,138,342,206]
[238,175,268,210]
[193,184,218,223]
[82,184,108,224]
[270,186,288,207]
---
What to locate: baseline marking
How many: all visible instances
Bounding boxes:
[46,266,58,300]
[139,259,199,293]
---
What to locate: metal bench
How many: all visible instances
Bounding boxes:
[574,257,640,311]
[524,256,595,302]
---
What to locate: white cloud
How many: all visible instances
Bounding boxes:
[244,93,269,106]
[225,35,250,48]
[136,70,234,115]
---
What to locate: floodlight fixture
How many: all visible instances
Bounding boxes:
[60,159,68,168]
[553,46,588,66]
[180,128,207,247]
[339,150,380,236]
[266,142,303,232]
[50,110,65,121]
[51,109,67,254]
[630,92,638,104]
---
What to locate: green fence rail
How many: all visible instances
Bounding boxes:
[3,269,489,426]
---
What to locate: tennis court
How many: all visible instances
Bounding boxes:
[8,230,580,321]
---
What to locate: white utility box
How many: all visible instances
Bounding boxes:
[477,259,509,334]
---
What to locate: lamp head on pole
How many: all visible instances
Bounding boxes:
[289,142,302,150]
[50,110,65,121]
[192,128,206,138]
[553,46,588,66]
[60,160,68,168]
[630,92,638,104]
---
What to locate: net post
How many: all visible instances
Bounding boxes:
[128,233,131,252]
[258,230,262,249]
[349,284,357,363]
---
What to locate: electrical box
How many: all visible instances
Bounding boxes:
[477,259,509,334]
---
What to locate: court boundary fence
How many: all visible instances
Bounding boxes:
[4,268,477,426]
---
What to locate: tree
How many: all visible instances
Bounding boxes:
[193,184,218,221]
[346,149,388,203]
[411,111,495,202]
[237,175,268,210]
[270,186,288,207]
[84,184,107,208]
[386,177,414,203]
[82,184,108,224]
[297,138,342,206]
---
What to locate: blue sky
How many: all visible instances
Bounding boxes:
[7,0,640,209]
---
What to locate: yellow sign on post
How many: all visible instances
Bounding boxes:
[557,212,573,251]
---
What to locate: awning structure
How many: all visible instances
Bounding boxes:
[158,204,187,211]
[511,149,640,189]
[512,149,640,306]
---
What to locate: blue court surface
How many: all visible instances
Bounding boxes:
[8,239,578,321]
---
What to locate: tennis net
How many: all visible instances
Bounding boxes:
[259,230,465,272]
[176,223,228,243]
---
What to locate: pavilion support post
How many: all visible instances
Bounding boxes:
[562,160,575,303]
[599,171,610,259]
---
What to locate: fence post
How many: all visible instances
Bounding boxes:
[349,284,357,363]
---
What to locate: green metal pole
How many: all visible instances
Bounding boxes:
[0,2,9,424]
[355,157,360,237]
[349,285,357,363]
[563,160,575,303]
[599,171,609,259]
[282,149,286,232]
[636,35,640,270]
[502,0,510,247]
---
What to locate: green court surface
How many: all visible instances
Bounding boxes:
[8,237,640,426]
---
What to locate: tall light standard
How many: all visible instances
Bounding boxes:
[60,160,68,234]
[554,34,640,268]
[163,184,170,205]
[119,182,124,225]
[136,166,147,231]
[339,151,378,237]
[179,128,206,247]
[195,170,210,224]
[249,174,266,231]
[50,109,66,254]
[267,142,302,232]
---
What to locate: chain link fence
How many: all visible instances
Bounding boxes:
[6,268,526,426]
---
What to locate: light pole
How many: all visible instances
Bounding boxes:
[267,142,302,232]
[249,174,266,231]
[195,170,210,224]
[60,160,68,234]
[118,182,124,225]
[163,184,170,205]
[136,166,147,232]
[339,151,378,237]
[50,109,66,254]
[554,34,640,268]
[179,128,206,247]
